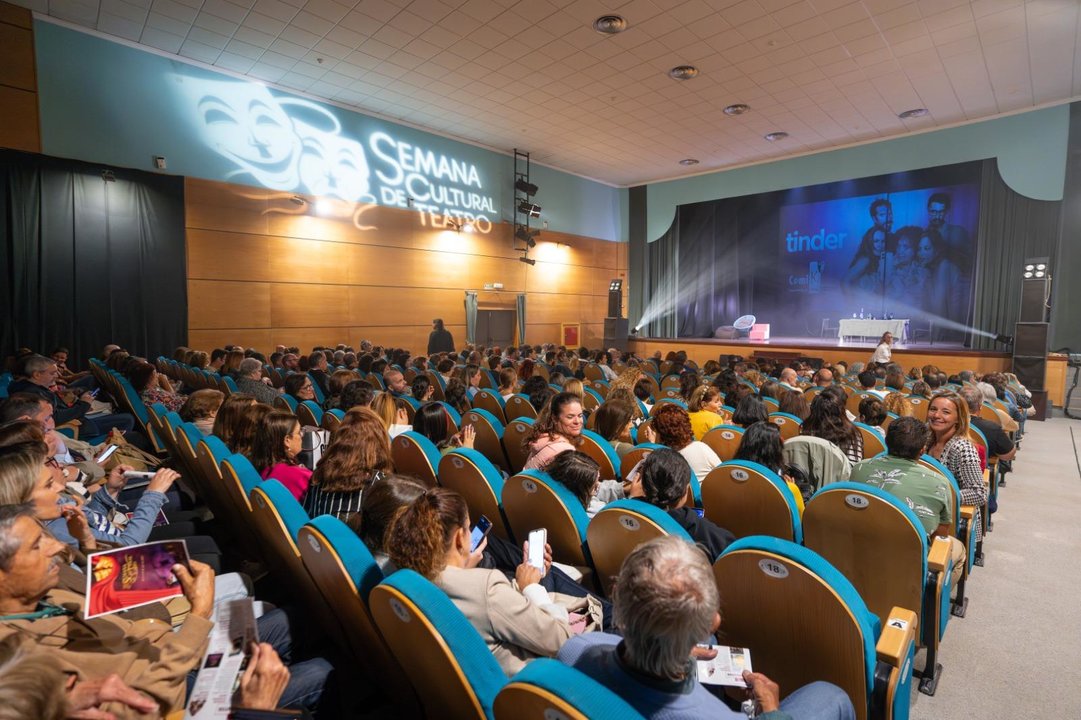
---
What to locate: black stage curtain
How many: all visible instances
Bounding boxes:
[640,159,1060,349]
[1,149,187,367]
[970,160,1061,350]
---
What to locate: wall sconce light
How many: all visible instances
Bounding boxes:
[448,219,475,233]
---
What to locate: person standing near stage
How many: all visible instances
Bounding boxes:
[427,318,455,355]
[870,332,892,366]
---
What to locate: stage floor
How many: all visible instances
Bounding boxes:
[682,334,969,352]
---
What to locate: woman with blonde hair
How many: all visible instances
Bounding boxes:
[884,392,915,417]
[497,367,518,400]
[371,392,412,438]
[926,392,985,541]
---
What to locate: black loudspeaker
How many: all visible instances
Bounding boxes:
[1014,322,1048,357]
[608,289,623,317]
[1019,278,1050,322]
[603,317,629,351]
[1013,322,1047,391]
[1013,356,1046,391]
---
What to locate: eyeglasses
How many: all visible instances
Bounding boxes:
[44,458,60,469]
[301,383,313,389]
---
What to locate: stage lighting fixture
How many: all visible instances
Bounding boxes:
[515,179,539,196]
[519,256,536,266]
[995,333,1014,346]
[515,226,539,246]
[1024,256,1050,279]
[609,279,623,292]
[518,201,541,217]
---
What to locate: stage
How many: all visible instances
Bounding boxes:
[625,335,1070,407]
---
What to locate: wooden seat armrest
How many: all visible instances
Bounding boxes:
[960,505,976,521]
[875,607,918,666]
[927,536,951,573]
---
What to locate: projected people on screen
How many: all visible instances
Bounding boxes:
[775,174,979,343]
[884,226,929,303]
[844,226,888,297]
[918,228,965,333]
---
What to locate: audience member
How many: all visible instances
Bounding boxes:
[731,395,768,429]
[9,354,136,437]
[686,386,726,441]
[734,421,807,513]
[350,475,427,574]
[337,379,375,411]
[251,411,310,500]
[650,404,721,486]
[413,402,475,455]
[858,397,887,436]
[211,393,256,450]
[371,393,412,438]
[523,392,584,470]
[959,386,1016,462]
[304,407,391,521]
[850,417,965,582]
[179,388,224,435]
[802,395,863,465]
[625,448,733,560]
[235,358,280,404]
[926,392,986,542]
[387,487,590,675]
[283,373,316,405]
[545,449,622,518]
[591,400,636,458]
[559,536,856,720]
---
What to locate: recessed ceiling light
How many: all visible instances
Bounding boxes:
[679,158,700,166]
[764,132,789,142]
[593,15,627,34]
[898,108,928,119]
[668,65,699,80]
[723,103,750,116]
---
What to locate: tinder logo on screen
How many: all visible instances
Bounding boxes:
[785,228,847,252]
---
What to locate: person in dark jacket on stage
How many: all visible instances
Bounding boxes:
[427,318,455,355]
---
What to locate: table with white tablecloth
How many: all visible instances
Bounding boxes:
[838,318,909,342]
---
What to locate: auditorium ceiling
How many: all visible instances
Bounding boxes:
[16,0,1081,185]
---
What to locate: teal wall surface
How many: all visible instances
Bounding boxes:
[644,106,1070,241]
[33,21,627,242]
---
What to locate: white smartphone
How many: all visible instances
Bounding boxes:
[94,444,119,465]
[527,528,547,575]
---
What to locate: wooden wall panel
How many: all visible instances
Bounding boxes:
[0,86,39,153]
[267,236,351,285]
[0,2,39,153]
[0,22,35,90]
[270,284,352,328]
[188,329,274,353]
[188,280,271,329]
[186,230,272,282]
[185,176,628,353]
[348,286,466,325]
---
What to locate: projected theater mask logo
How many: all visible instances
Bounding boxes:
[179,76,496,232]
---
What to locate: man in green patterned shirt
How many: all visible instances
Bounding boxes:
[850,416,952,535]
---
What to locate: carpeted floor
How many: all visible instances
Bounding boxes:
[908,413,1081,719]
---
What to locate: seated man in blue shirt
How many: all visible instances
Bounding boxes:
[558,536,854,720]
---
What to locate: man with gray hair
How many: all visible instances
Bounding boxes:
[959,386,1016,462]
[235,357,281,404]
[558,536,854,719]
[7,355,137,436]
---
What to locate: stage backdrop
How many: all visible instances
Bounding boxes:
[642,160,1059,349]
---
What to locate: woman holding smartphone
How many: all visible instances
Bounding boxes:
[387,487,600,676]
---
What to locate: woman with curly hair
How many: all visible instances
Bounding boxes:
[650,403,720,485]
[800,394,863,464]
[884,392,914,417]
[304,407,392,521]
